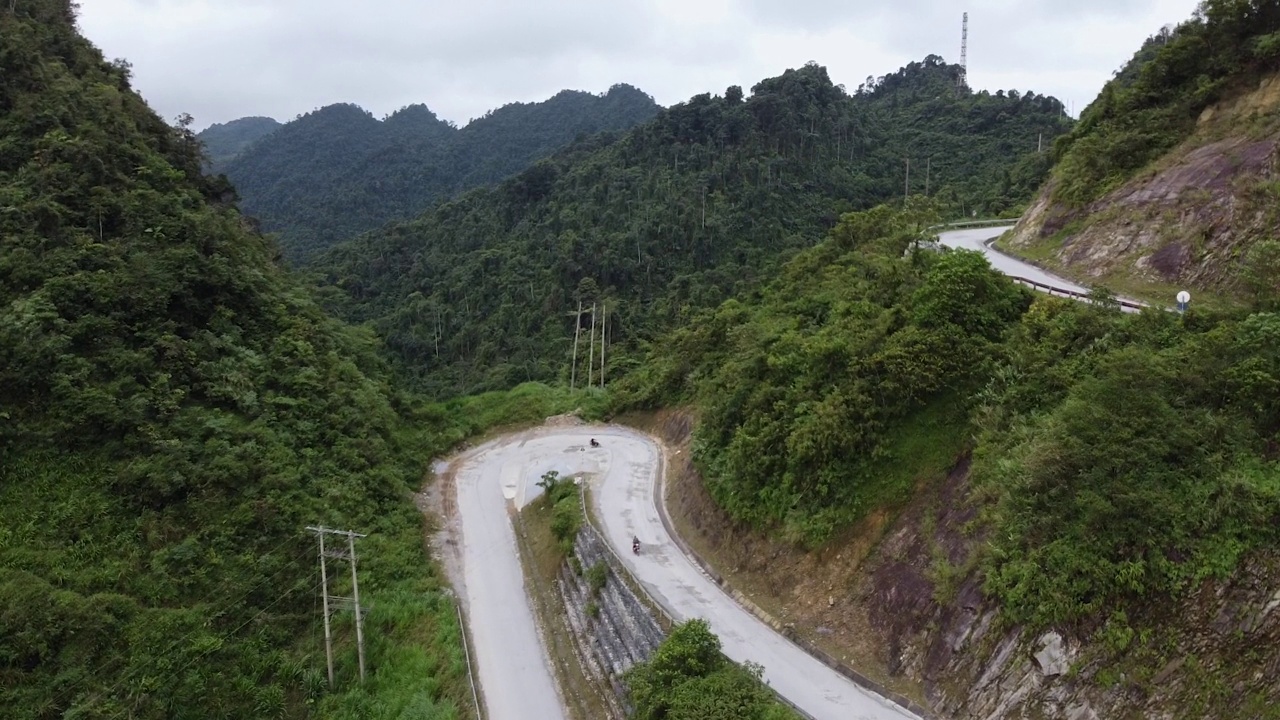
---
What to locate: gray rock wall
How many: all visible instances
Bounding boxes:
[558,515,666,703]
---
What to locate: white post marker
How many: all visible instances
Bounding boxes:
[1177,290,1191,313]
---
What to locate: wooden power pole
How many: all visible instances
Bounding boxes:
[307,526,368,686]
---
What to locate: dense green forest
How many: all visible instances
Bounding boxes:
[1051,0,1280,204]
[217,86,660,262]
[313,57,1072,398]
[0,3,622,717]
[616,201,1280,641]
[197,115,281,168]
[615,202,1028,543]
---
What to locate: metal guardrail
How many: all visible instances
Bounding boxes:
[1008,276,1146,311]
[453,599,484,720]
[930,219,1154,313]
[925,218,1018,233]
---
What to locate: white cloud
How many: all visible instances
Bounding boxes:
[76,0,1204,130]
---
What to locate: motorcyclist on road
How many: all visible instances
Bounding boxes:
[632,536,640,554]
[590,438,600,448]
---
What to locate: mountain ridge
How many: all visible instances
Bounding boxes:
[212,83,661,262]
[0,3,472,715]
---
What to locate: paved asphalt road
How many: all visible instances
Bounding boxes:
[937,225,1093,293]
[448,430,571,720]
[447,424,920,720]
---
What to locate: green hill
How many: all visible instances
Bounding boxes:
[221,85,660,262]
[1004,0,1280,306]
[0,3,470,717]
[197,115,281,169]
[312,57,1071,397]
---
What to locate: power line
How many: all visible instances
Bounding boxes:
[56,537,312,715]
[105,576,324,720]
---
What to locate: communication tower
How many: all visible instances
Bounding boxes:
[959,12,969,89]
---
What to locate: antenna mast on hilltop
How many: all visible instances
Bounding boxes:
[959,12,969,89]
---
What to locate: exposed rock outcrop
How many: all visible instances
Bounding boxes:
[1004,73,1280,298]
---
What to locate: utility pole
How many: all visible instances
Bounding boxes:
[586,302,597,388]
[904,158,910,201]
[348,532,366,683]
[317,532,334,688]
[307,526,369,687]
[925,157,931,196]
[570,300,582,389]
[599,302,607,388]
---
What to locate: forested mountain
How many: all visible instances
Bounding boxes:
[1005,0,1280,301]
[313,57,1072,397]
[221,85,660,261]
[197,115,281,168]
[0,3,470,717]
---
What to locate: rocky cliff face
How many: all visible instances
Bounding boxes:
[1004,73,1280,300]
[862,459,1280,720]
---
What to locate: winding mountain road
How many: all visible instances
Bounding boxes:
[444,425,919,720]
[938,224,1149,310]
[937,225,1093,293]
[441,224,1139,720]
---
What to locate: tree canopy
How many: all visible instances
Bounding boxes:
[217,85,661,262]
[312,59,1071,398]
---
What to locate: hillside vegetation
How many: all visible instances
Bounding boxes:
[615,202,1280,712]
[217,86,660,262]
[314,57,1071,397]
[1004,0,1280,303]
[1052,0,1280,206]
[0,3,586,717]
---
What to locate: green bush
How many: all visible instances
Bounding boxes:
[550,496,582,552]
[624,204,1024,544]
[625,620,798,720]
[975,302,1280,630]
[586,562,609,596]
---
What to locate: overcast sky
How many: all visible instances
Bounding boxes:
[79,0,1203,132]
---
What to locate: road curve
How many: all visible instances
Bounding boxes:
[937,225,1093,293]
[588,426,918,720]
[448,430,570,720]
[445,424,919,720]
